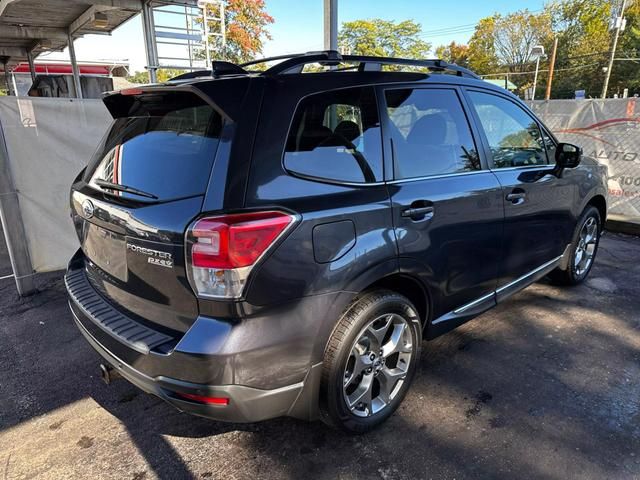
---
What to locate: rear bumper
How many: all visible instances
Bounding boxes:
[64,255,330,423]
[71,304,310,423]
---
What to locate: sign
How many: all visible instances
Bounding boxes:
[575,90,586,99]
[530,98,640,221]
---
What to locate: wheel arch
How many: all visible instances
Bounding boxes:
[586,194,607,225]
[360,273,431,330]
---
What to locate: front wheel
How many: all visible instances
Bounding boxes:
[319,290,422,433]
[549,206,601,285]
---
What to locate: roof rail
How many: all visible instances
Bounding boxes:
[241,50,480,79]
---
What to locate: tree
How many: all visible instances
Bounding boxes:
[616,1,640,95]
[548,0,613,97]
[435,41,470,67]
[204,0,274,64]
[338,19,431,59]
[468,9,553,75]
[467,17,501,75]
[127,69,188,84]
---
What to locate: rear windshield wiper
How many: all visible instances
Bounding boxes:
[94,179,159,200]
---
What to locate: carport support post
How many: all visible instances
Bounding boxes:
[141,1,158,83]
[26,49,36,83]
[2,62,11,95]
[67,32,83,99]
[323,0,338,51]
[0,121,36,295]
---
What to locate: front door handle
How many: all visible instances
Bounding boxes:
[506,189,526,205]
[401,206,434,221]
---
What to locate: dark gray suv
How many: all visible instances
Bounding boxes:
[65,51,608,433]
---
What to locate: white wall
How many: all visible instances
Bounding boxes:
[0,97,111,272]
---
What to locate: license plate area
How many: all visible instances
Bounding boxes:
[82,222,127,281]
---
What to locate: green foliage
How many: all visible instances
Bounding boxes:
[456,1,640,99]
[548,0,613,98]
[468,9,553,76]
[338,19,431,59]
[126,70,150,84]
[126,69,188,84]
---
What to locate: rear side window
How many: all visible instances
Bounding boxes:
[385,88,481,180]
[467,91,548,168]
[86,92,223,201]
[284,87,383,183]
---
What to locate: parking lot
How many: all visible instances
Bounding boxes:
[0,225,639,480]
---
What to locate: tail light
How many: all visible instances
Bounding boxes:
[186,211,296,299]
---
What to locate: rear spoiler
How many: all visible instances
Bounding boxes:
[102,77,252,122]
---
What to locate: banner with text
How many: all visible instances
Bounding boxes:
[530,98,640,221]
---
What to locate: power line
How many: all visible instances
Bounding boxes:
[419,8,545,41]
[481,61,602,77]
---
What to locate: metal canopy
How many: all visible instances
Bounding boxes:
[0,0,196,66]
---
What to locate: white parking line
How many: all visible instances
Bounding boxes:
[0,274,14,280]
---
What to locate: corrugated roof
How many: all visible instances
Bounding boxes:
[0,0,194,66]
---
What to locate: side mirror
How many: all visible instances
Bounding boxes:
[555,143,582,169]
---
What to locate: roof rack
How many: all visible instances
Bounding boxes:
[241,50,481,79]
[168,51,481,82]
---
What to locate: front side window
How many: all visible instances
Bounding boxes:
[468,91,548,168]
[284,87,383,183]
[385,88,481,180]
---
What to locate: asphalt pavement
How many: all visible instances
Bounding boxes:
[0,226,639,479]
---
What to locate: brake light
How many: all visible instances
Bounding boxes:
[120,88,144,96]
[186,211,295,299]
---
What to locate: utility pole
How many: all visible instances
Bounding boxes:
[545,37,558,100]
[602,0,628,99]
[324,0,338,51]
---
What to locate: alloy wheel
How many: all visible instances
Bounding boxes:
[342,313,413,418]
[574,216,598,276]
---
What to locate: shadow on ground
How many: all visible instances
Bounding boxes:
[0,233,639,479]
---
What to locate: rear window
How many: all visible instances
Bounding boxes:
[86,92,223,201]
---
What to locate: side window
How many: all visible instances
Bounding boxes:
[284,87,383,183]
[385,89,481,180]
[468,91,548,168]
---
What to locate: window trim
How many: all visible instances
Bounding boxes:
[281,85,386,187]
[377,85,487,182]
[462,87,552,170]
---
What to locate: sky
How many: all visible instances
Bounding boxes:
[41,0,546,74]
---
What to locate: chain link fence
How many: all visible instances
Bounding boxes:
[531,98,640,220]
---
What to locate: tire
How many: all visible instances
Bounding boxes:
[319,289,422,433]
[548,205,601,286]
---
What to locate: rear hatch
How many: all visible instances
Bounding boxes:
[70,86,236,334]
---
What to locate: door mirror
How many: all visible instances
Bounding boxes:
[555,143,582,169]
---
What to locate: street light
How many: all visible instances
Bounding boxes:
[530,45,545,101]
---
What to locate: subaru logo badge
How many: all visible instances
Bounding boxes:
[82,199,95,219]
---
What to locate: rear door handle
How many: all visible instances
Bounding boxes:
[506,189,526,204]
[401,206,434,221]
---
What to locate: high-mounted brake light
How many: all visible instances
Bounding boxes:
[186,211,295,299]
[120,88,144,96]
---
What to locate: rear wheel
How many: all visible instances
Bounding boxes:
[549,206,601,285]
[320,290,422,433]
